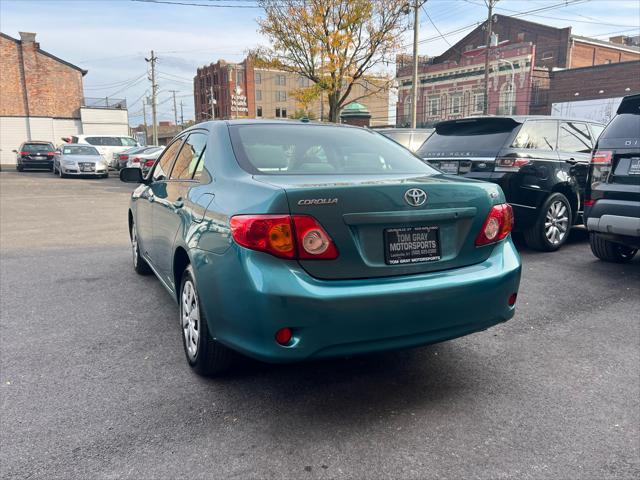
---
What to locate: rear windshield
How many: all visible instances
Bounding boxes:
[416,119,517,157]
[62,146,99,155]
[23,143,53,152]
[600,114,640,139]
[85,137,137,146]
[380,131,412,149]
[229,124,437,175]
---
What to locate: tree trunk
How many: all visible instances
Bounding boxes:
[328,91,341,123]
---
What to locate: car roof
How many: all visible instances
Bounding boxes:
[438,115,605,125]
[191,119,366,130]
[22,140,53,144]
[375,128,434,133]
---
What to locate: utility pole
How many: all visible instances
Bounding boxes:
[142,99,148,144]
[145,50,158,145]
[210,85,215,120]
[180,100,184,128]
[410,0,420,128]
[483,0,497,115]
[170,90,178,126]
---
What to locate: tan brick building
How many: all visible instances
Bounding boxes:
[194,56,392,126]
[0,32,86,119]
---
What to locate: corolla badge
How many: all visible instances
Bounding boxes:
[404,188,427,207]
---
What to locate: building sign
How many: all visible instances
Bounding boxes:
[231,94,249,113]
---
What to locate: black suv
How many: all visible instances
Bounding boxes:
[584,94,640,262]
[14,141,56,171]
[416,116,605,251]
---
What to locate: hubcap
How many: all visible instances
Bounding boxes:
[181,280,200,360]
[544,200,569,245]
[131,225,139,267]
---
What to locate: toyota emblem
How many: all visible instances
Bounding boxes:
[404,188,427,207]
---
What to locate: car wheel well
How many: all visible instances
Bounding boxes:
[173,247,190,300]
[550,184,578,223]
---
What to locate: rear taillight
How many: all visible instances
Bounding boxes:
[590,150,614,187]
[495,157,530,171]
[19,151,29,156]
[47,151,55,156]
[591,150,612,164]
[119,154,128,160]
[230,214,338,260]
[132,157,141,163]
[475,204,514,246]
[144,159,155,167]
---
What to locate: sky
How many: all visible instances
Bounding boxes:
[1,0,639,126]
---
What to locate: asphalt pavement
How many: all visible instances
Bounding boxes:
[1,170,638,479]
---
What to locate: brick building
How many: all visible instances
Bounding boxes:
[396,15,640,125]
[194,56,392,125]
[0,31,130,165]
[396,42,535,126]
[0,31,86,119]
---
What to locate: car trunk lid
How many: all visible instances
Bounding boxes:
[255,173,501,280]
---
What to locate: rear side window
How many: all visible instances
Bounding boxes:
[152,138,183,181]
[417,119,517,157]
[558,122,592,153]
[230,125,437,175]
[591,124,605,141]
[120,137,138,147]
[170,132,207,180]
[511,120,557,150]
[381,132,412,149]
[600,114,640,139]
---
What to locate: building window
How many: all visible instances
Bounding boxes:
[298,77,310,87]
[498,82,516,115]
[428,97,440,116]
[282,108,287,118]
[257,106,262,117]
[275,91,287,102]
[450,96,462,114]
[275,107,288,118]
[541,51,554,60]
[276,74,286,86]
[255,72,261,84]
[604,59,612,64]
[236,70,243,85]
[256,90,262,101]
[473,93,484,113]
[276,107,281,118]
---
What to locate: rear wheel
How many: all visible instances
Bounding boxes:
[524,193,572,252]
[180,265,233,376]
[59,166,66,179]
[16,164,23,172]
[131,221,151,275]
[589,233,637,263]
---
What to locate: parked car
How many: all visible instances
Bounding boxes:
[53,144,109,178]
[128,147,165,173]
[117,146,163,170]
[584,93,640,262]
[416,116,606,251]
[120,120,521,376]
[14,141,56,171]
[65,135,140,168]
[376,128,434,152]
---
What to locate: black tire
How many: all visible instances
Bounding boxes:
[59,167,66,179]
[589,233,637,263]
[16,164,23,172]
[102,173,109,179]
[179,265,234,376]
[523,192,572,252]
[130,221,152,275]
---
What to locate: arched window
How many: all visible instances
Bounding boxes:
[499,81,516,115]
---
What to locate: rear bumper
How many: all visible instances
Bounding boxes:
[192,238,521,363]
[20,159,53,169]
[585,199,640,239]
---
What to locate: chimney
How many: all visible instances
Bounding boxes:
[19,32,38,48]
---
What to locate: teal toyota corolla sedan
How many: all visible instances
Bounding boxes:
[120,120,521,376]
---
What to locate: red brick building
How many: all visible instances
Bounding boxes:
[0,32,86,119]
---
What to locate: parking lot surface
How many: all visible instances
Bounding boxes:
[1,171,638,479]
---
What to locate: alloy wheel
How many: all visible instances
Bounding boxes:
[181,280,200,361]
[544,200,569,245]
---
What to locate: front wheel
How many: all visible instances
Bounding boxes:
[589,233,637,263]
[180,265,233,376]
[524,193,572,252]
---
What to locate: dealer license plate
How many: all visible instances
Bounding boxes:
[384,226,441,265]
[628,158,640,175]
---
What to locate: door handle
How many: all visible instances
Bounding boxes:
[173,197,184,209]
[565,158,578,165]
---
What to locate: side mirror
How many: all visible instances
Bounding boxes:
[120,167,145,184]
[12,149,17,153]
